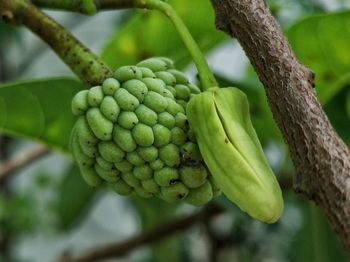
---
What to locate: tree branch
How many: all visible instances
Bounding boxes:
[0,0,113,85]
[58,204,224,262]
[0,145,50,181]
[210,0,350,254]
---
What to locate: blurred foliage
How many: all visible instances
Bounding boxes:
[0,0,349,261]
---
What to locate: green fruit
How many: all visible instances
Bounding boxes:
[122,79,147,102]
[88,86,104,107]
[72,90,89,116]
[143,91,167,113]
[86,108,113,141]
[137,58,168,72]
[180,165,207,188]
[98,141,125,162]
[154,167,179,187]
[117,111,139,129]
[114,66,142,81]
[155,71,177,85]
[110,180,133,195]
[153,124,171,147]
[137,146,158,162]
[185,181,213,206]
[142,179,160,194]
[100,96,120,122]
[132,123,154,147]
[135,105,158,126]
[102,78,120,95]
[161,182,189,202]
[142,78,166,94]
[167,69,189,84]
[114,88,140,111]
[133,164,153,180]
[113,125,137,152]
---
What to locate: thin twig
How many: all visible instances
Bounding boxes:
[59,204,224,262]
[0,145,50,181]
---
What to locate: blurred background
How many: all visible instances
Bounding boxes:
[0,0,350,261]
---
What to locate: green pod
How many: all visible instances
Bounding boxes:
[87,86,104,107]
[98,141,125,162]
[75,116,98,145]
[180,142,202,162]
[102,78,120,96]
[142,179,160,194]
[110,180,133,195]
[114,88,140,111]
[139,67,156,78]
[143,91,167,113]
[135,104,158,126]
[137,58,168,72]
[142,78,166,94]
[133,165,153,180]
[132,123,154,147]
[160,182,189,202]
[158,112,175,129]
[185,181,213,206]
[126,151,145,166]
[95,163,119,183]
[186,87,284,223]
[72,90,89,116]
[117,111,139,129]
[114,160,133,173]
[79,164,103,187]
[153,124,171,147]
[174,84,191,101]
[137,146,158,162]
[122,172,141,188]
[155,71,177,86]
[134,187,153,198]
[154,167,179,187]
[166,98,185,115]
[100,96,120,122]
[122,79,148,102]
[113,125,137,152]
[159,143,181,167]
[180,165,207,188]
[86,108,113,141]
[171,127,187,146]
[149,159,164,170]
[96,156,114,170]
[175,112,188,129]
[114,66,142,82]
[167,69,189,84]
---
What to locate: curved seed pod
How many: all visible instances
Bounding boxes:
[137,146,158,162]
[137,58,168,72]
[160,182,189,202]
[174,85,191,101]
[100,96,120,122]
[122,172,141,188]
[155,71,177,86]
[159,143,180,167]
[113,125,137,152]
[114,66,142,81]
[153,124,171,147]
[114,88,139,111]
[158,112,175,129]
[114,160,133,173]
[75,117,99,145]
[117,111,139,129]
[122,79,148,102]
[135,187,153,198]
[98,141,125,162]
[171,127,187,146]
[95,163,119,183]
[135,105,158,126]
[139,67,156,78]
[87,86,104,107]
[132,123,154,147]
[149,159,164,171]
[79,164,103,187]
[142,78,166,94]
[72,90,89,116]
[154,167,179,187]
[186,87,284,223]
[86,108,113,141]
[185,181,213,206]
[142,179,160,194]
[102,78,120,96]
[180,165,207,188]
[110,180,133,195]
[143,91,167,113]
[133,165,153,180]
[126,151,145,166]
[167,69,189,84]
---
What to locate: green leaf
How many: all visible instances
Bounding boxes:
[0,77,86,153]
[286,10,350,104]
[54,164,97,230]
[101,0,227,69]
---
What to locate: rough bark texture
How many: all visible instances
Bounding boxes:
[210,0,350,255]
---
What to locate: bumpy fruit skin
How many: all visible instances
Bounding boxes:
[186,87,284,223]
[70,57,220,205]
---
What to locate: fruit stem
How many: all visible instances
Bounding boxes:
[134,0,218,91]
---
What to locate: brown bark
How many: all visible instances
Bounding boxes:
[210,0,350,255]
